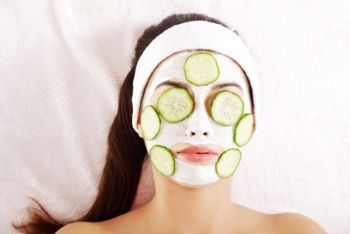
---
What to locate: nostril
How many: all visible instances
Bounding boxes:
[203,132,208,136]
[185,129,196,137]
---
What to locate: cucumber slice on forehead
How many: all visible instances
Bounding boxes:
[149,145,175,177]
[234,113,254,147]
[215,148,242,178]
[140,105,161,140]
[210,90,244,126]
[156,87,194,123]
[184,52,220,86]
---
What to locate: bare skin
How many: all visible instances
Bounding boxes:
[56,166,327,234]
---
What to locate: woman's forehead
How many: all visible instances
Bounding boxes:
[140,50,253,114]
[145,50,248,92]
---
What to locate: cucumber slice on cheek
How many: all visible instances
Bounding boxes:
[149,145,175,177]
[184,52,220,86]
[210,90,244,126]
[140,105,161,140]
[234,113,254,146]
[215,148,242,178]
[156,87,194,123]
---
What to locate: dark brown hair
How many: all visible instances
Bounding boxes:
[12,13,253,234]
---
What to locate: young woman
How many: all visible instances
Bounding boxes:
[13,13,326,234]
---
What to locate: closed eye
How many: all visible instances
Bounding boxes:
[154,82,194,101]
[205,88,243,116]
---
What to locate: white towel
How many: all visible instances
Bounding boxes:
[1,1,349,234]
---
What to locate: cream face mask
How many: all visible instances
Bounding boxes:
[138,50,255,188]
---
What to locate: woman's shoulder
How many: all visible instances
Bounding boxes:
[55,207,144,234]
[57,206,149,234]
[55,221,109,234]
[55,210,326,234]
[231,204,326,234]
[265,212,327,234]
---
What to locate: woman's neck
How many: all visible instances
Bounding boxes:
[142,168,242,233]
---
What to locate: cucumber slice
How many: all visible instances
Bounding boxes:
[149,145,175,177]
[156,87,194,123]
[210,90,244,126]
[234,113,254,147]
[184,52,220,86]
[140,105,161,140]
[215,148,242,178]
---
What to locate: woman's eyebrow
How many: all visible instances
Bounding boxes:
[155,80,189,89]
[155,80,242,90]
[214,82,242,90]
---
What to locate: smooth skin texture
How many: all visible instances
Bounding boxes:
[57,166,326,234]
[56,50,326,233]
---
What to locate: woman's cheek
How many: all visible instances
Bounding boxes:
[143,121,188,157]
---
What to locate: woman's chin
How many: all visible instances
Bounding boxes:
[169,176,220,189]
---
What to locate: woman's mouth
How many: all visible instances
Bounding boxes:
[175,145,219,164]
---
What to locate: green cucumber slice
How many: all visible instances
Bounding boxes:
[149,145,175,177]
[184,52,220,86]
[156,87,194,123]
[210,90,244,126]
[140,105,161,140]
[215,148,242,178]
[234,113,254,147]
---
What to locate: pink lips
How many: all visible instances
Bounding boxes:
[176,145,219,163]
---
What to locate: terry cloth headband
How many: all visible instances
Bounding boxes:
[131,20,259,134]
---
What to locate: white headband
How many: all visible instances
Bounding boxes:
[131,20,259,134]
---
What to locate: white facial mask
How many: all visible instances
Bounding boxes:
[140,51,253,188]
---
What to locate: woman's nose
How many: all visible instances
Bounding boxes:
[185,102,212,138]
[185,128,209,137]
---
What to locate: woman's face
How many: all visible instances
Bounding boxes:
[138,50,253,188]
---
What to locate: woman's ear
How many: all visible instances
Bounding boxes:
[136,124,144,138]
